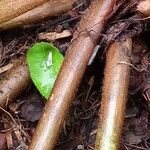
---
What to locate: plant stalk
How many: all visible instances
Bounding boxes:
[95,38,132,150]
[0,0,50,24]
[0,0,76,30]
[0,58,30,108]
[29,0,117,150]
[137,0,150,17]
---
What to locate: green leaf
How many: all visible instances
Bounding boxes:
[27,42,64,100]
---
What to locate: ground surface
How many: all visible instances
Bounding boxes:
[0,0,150,149]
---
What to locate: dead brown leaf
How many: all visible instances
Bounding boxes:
[38,30,72,42]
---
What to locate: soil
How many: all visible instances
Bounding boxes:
[0,0,150,149]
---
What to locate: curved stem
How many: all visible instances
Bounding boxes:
[0,0,76,30]
[0,57,30,108]
[0,0,50,24]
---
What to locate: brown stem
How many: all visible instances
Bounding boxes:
[29,0,117,150]
[0,0,76,30]
[137,0,150,17]
[0,0,50,24]
[95,38,132,150]
[0,58,30,108]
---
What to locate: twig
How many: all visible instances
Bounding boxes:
[0,107,17,125]
[85,76,95,102]
[0,63,13,74]
[125,143,148,150]
[106,61,148,72]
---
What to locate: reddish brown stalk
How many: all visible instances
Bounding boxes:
[0,0,50,24]
[0,0,76,30]
[95,38,132,150]
[137,0,150,17]
[29,0,117,150]
[0,58,30,108]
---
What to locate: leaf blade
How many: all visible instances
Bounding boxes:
[27,42,63,99]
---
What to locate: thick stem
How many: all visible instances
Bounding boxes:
[29,0,117,150]
[0,0,75,30]
[95,38,132,150]
[137,0,150,17]
[0,58,30,108]
[0,0,50,24]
